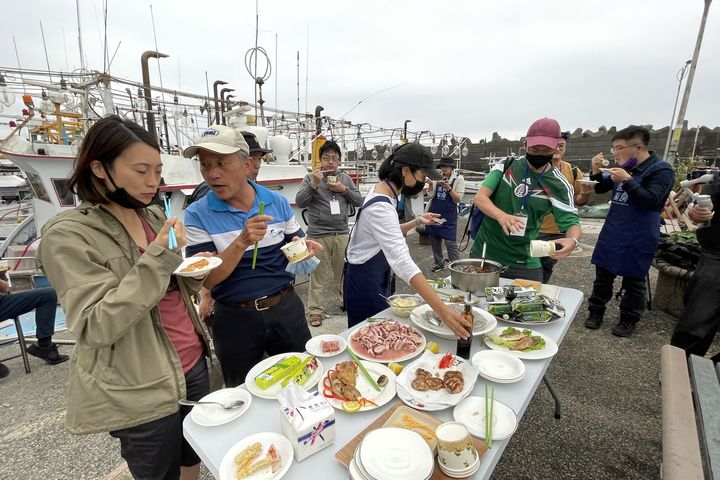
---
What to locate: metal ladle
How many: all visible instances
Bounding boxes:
[480,242,487,270]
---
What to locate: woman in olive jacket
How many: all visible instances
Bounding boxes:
[38,115,214,480]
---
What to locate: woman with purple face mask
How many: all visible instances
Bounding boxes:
[584,125,675,337]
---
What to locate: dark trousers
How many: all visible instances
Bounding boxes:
[213,291,311,387]
[0,288,57,340]
[671,251,720,360]
[588,265,646,322]
[430,235,460,267]
[536,233,564,284]
[109,358,209,480]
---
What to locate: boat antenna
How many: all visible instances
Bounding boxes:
[149,1,169,147]
[103,0,109,73]
[275,33,278,113]
[76,0,86,71]
[62,27,70,71]
[107,41,122,71]
[11,36,26,92]
[296,51,300,119]
[305,25,309,115]
[339,83,408,120]
[39,20,53,82]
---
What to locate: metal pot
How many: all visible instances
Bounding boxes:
[448,258,505,293]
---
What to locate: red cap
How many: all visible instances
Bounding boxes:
[526,118,561,149]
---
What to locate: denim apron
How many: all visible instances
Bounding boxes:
[343,196,393,327]
[591,159,665,278]
[426,178,457,241]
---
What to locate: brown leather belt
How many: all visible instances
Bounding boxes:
[219,284,295,312]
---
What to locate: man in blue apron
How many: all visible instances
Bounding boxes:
[585,125,675,337]
[426,157,465,272]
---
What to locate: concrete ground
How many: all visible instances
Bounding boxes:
[1,219,717,480]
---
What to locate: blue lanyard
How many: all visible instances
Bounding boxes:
[385,181,399,201]
[521,160,547,211]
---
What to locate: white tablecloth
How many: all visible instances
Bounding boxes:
[183,284,584,479]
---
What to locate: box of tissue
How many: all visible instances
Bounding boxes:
[279,382,336,461]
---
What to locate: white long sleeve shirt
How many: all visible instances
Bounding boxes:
[346,188,422,284]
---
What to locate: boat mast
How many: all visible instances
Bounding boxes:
[76,0,86,71]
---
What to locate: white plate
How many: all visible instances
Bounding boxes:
[173,256,222,277]
[245,352,324,400]
[360,428,434,480]
[483,327,559,360]
[319,361,397,412]
[577,179,598,186]
[305,334,347,358]
[409,304,497,340]
[219,432,293,480]
[453,396,518,441]
[471,350,526,383]
[189,388,252,427]
[395,351,479,411]
[347,320,426,363]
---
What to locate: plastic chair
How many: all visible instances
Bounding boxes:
[0,317,31,374]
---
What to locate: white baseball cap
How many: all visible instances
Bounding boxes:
[182,125,250,158]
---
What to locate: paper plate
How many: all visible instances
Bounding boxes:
[471,350,525,383]
[189,387,252,427]
[360,428,434,480]
[305,334,347,358]
[218,432,293,480]
[319,361,396,412]
[483,327,559,360]
[453,396,518,441]
[409,304,497,340]
[173,256,222,277]
[245,352,324,400]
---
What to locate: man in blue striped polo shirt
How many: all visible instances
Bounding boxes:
[183,125,322,387]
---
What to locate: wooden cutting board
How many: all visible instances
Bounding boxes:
[335,401,488,479]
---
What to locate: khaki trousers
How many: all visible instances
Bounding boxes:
[307,234,348,315]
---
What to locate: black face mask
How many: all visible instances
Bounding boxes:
[400,171,425,197]
[102,164,158,210]
[526,153,554,169]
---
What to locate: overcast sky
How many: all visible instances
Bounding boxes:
[1,0,718,141]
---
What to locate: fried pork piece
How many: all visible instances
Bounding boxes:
[411,377,431,391]
[335,361,358,385]
[511,336,538,351]
[443,371,464,394]
[427,377,445,391]
[234,442,262,468]
[328,370,361,401]
[415,368,433,378]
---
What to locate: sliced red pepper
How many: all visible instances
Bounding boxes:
[439,353,454,369]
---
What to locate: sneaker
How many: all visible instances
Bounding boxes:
[0,361,8,378]
[612,321,636,337]
[431,264,445,273]
[27,342,69,365]
[584,312,603,329]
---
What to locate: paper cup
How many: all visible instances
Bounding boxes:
[436,422,478,472]
[509,216,527,237]
[280,238,309,263]
[695,195,712,209]
[326,175,337,184]
[529,240,556,257]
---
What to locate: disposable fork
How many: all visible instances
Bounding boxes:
[163,195,178,250]
[178,399,245,410]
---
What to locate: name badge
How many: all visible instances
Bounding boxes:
[329,199,341,215]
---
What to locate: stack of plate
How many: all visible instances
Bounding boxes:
[471,350,526,383]
[348,428,434,480]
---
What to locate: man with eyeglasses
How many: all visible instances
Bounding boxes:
[584,125,674,337]
[296,140,363,327]
[536,132,593,283]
